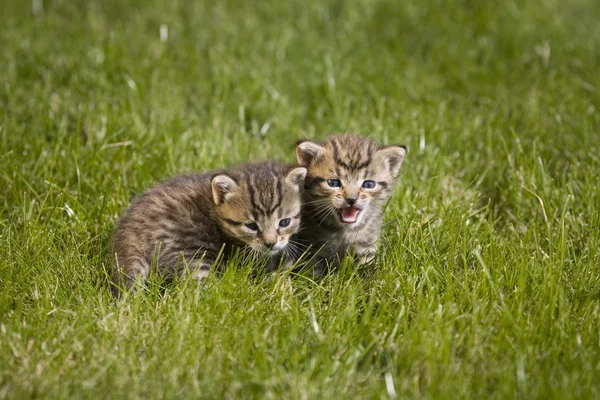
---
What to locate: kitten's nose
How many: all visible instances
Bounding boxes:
[264,242,276,249]
[346,197,357,206]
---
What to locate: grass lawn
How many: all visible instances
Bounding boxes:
[1,0,600,398]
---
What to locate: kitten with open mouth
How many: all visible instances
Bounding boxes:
[339,206,362,224]
[295,134,406,273]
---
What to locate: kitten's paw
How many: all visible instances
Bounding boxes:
[111,258,150,297]
[357,252,376,265]
[190,262,211,283]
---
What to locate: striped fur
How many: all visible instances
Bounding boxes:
[295,134,406,272]
[111,161,306,293]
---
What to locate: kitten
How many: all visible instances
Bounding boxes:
[111,161,307,293]
[295,134,406,272]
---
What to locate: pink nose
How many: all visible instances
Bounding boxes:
[263,234,277,246]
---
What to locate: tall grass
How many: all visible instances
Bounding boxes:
[1,0,599,398]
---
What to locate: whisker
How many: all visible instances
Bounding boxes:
[288,240,310,249]
[305,199,333,209]
[286,244,303,258]
[302,198,332,206]
[288,242,310,254]
[304,200,335,214]
[285,245,300,260]
[311,202,335,219]
[317,206,337,226]
[310,203,336,221]
[286,240,310,261]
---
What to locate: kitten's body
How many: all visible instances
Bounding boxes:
[295,134,406,272]
[111,161,306,293]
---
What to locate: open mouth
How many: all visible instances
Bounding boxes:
[339,207,361,224]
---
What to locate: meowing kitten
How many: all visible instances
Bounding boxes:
[295,134,406,272]
[111,161,306,293]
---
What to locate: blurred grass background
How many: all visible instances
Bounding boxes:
[1,0,599,398]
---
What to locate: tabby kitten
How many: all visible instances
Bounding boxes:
[111,161,306,293]
[295,134,406,271]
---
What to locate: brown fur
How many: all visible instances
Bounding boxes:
[111,161,306,293]
[295,134,406,272]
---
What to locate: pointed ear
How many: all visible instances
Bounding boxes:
[376,145,406,178]
[211,174,238,205]
[285,167,307,190]
[296,140,325,167]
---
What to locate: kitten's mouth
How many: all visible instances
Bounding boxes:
[339,207,361,224]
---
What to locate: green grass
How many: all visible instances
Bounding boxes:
[1,0,600,398]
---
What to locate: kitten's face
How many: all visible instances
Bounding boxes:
[296,134,406,229]
[211,163,306,255]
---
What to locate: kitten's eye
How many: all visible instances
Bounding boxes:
[245,222,258,231]
[327,179,342,188]
[279,218,291,228]
[362,180,376,189]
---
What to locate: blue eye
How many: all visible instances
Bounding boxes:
[245,222,258,231]
[279,218,291,227]
[362,180,376,189]
[327,179,342,187]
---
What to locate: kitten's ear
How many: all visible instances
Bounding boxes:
[285,167,307,190]
[296,140,325,167]
[376,145,407,178]
[211,175,238,205]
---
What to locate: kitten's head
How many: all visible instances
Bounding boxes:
[211,161,306,255]
[296,134,406,229]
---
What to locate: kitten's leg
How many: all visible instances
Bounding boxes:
[290,251,327,277]
[257,254,291,283]
[182,252,215,283]
[267,252,296,273]
[279,257,295,273]
[310,258,330,277]
[356,243,378,264]
[113,256,150,295]
[190,260,212,282]
[161,248,214,284]
[312,263,325,277]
